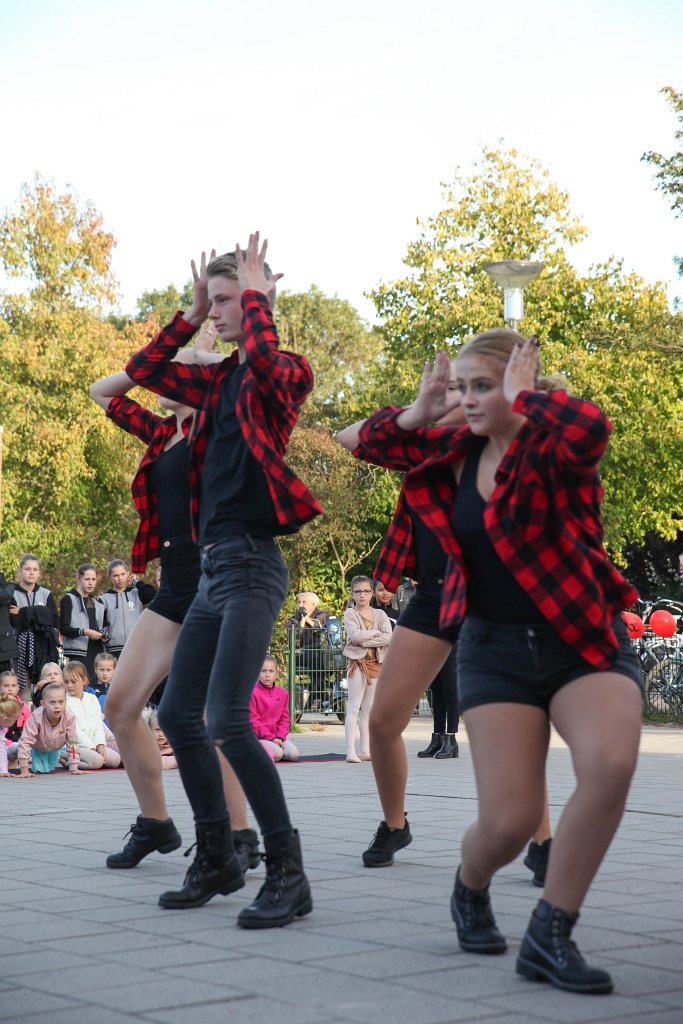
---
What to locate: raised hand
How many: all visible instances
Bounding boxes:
[398,352,461,430]
[185,249,217,327]
[235,232,284,302]
[503,336,540,405]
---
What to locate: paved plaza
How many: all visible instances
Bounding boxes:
[3,718,682,1024]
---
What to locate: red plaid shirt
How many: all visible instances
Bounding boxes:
[356,390,638,670]
[106,396,193,574]
[125,290,323,543]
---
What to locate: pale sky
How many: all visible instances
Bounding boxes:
[1,0,681,322]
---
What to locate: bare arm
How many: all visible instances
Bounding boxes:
[89,372,136,412]
[335,420,366,451]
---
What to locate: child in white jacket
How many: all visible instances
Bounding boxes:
[64,662,121,769]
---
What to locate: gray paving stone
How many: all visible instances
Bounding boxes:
[4,722,682,1024]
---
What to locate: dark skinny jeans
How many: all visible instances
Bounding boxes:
[158,535,292,837]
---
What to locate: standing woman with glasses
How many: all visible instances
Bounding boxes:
[343,576,393,763]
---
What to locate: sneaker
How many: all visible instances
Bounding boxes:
[362,817,412,867]
[524,838,552,887]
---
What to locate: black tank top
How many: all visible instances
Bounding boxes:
[452,448,541,623]
[150,437,192,541]
[409,509,447,582]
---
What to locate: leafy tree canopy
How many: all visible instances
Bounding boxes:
[642,85,683,277]
[370,146,683,554]
[0,179,157,576]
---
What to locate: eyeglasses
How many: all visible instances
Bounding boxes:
[353,589,372,595]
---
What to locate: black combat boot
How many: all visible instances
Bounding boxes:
[106,816,182,869]
[516,899,613,994]
[237,830,312,929]
[450,866,507,954]
[434,734,459,759]
[233,827,261,873]
[417,733,444,758]
[158,819,244,909]
[523,838,552,887]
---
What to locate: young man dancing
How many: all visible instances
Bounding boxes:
[125,234,322,928]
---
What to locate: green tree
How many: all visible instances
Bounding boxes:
[136,281,194,324]
[278,425,400,621]
[642,86,683,275]
[274,286,386,432]
[370,147,683,553]
[0,179,156,576]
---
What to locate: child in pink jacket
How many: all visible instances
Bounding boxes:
[249,656,299,762]
[18,683,84,776]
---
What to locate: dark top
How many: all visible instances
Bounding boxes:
[373,600,400,628]
[199,363,279,545]
[452,449,542,623]
[410,509,447,584]
[150,437,192,542]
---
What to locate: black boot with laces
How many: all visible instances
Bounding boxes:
[523,838,552,886]
[233,828,261,873]
[362,817,412,867]
[158,819,244,909]
[237,829,312,929]
[106,815,181,869]
[516,899,613,994]
[450,866,507,954]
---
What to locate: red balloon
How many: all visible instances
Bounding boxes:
[621,612,645,639]
[649,609,677,638]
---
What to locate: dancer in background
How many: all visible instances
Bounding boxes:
[91,328,260,874]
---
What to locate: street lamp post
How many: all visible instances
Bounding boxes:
[483,260,544,331]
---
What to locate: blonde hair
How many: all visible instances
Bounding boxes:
[207,251,272,282]
[39,662,63,681]
[456,328,567,392]
[94,652,117,669]
[0,695,22,721]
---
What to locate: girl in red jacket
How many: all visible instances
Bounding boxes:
[250,657,299,762]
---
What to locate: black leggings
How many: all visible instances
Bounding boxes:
[429,647,459,733]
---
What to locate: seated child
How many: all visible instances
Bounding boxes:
[249,655,299,762]
[148,711,177,769]
[18,682,84,776]
[0,670,31,767]
[32,662,64,708]
[90,651,117,709]
[0,696,23,778]
[63,662,121,769]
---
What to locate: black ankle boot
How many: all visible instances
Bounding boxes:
[233,827,261,873]
[158,820,244,909]
[450,866,507,954]
[237,829,312,929]
[516,899,613,994]
[523,838,552,887]
[434,734,459,759]
[106,816,181,869]
[417,733,444,758]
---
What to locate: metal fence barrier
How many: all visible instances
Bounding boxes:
[268,624,348,729]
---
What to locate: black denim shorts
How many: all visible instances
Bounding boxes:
[457,614,644,713]
[396,585,461,644]
[147,537,201,625]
